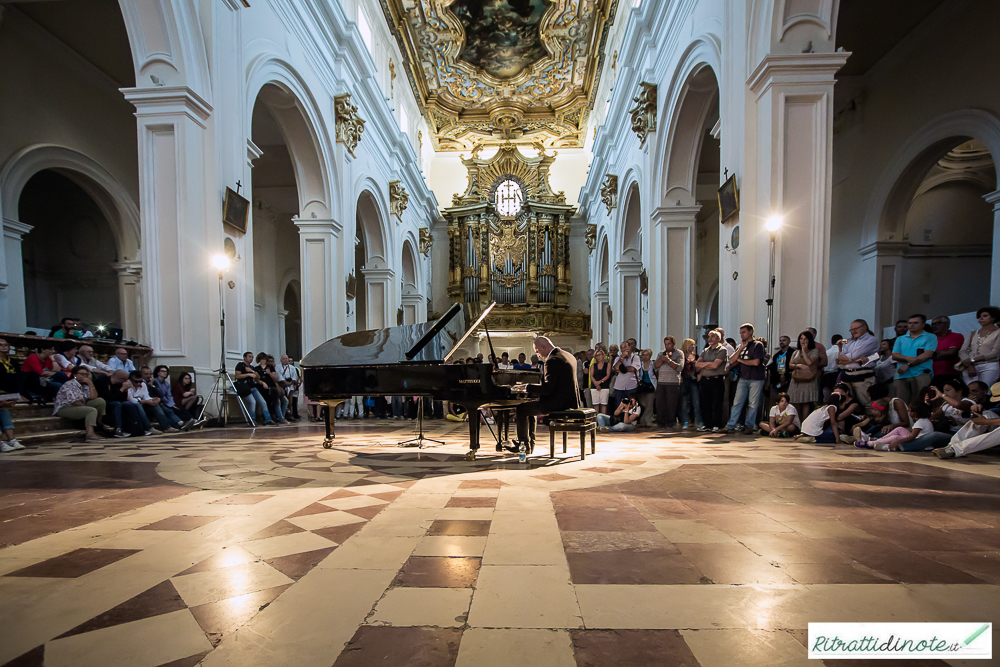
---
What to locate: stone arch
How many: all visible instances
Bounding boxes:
[860,109,1000,249]
[354,187,391,330]
[117,0,211,97]
[0,145,142,334]
[401,239,418,293]
[619,181,643,262]
[355,187,389,268]
[247,59,334,218]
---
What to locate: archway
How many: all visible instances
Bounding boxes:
[283,280,302,360]
[400,239,420,325]
[618,183,642,343]
[871,138,996,332]
[19,170,121,333]
[595,237,610,347]
[354,189,390,330]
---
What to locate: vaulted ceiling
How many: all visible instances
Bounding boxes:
[380,0,619,151]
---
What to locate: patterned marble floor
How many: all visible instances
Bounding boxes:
[1,419,998,666]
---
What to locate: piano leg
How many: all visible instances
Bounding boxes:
[463,404,480,461]
[322,401,342,449]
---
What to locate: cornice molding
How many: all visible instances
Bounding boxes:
[859,240,992,260]
[121,86,213,128]
[747,52,851,98]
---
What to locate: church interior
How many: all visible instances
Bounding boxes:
[0,0,998,664]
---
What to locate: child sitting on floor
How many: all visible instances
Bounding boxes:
[855,401,934,451]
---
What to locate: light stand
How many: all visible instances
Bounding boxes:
[764,215,783,360]
[197,256,256,427]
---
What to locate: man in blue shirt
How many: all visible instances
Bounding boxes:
[891,314,937,404]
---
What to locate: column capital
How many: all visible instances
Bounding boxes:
[247,139,263,167]
[748,52,851,97]
[2,217,33,240]
[984,190,1000,210]
[361,267,395,280]
[121,86,213,128]
[651,205,702,226]
[293,217,343,237]
[111,260,143,278]
[614,260,643,275]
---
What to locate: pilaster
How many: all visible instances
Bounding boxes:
[986,190,1000,304]
[111,260,143,342]
[650,205,701,347]
[360,267,395,330]
[1,218,32,331]
[613,260,643,344]
[295,218,343,350]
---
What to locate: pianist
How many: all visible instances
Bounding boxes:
[514,336,582,449]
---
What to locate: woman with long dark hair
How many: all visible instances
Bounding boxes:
[788,330,820,419]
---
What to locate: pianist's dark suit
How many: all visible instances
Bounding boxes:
[516,347,581,444]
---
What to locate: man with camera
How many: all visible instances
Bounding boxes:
[597,395,642,432]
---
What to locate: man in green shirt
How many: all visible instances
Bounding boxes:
[53,318,82,339]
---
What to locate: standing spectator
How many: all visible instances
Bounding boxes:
[611,340,640,417]
[891,314,937,404]
[128,370,183,433]
[807,328,829,369]
[276,355,301,421]
[819,333,843,402]
[653,336,682,429]
[0,397,24,452]
[636,349,657,427]
[172,372,203,418]
[788,330,821,418]
[837,319,880,405]
[723,323,766,435]
[890,319,909,347]
[265,355,289,422]
[588,348,611,415]
[768,335,793,406]
[78,345,113,376]
[107,348,136,373]
[53,366,108,442]
[930,316,964,387]
[957,306,1000,387]
[530,354,541,370]
[679,338,704,431]
[695,330,728,431]
[513,353,530,370]
[52,317,82,339]
[497,352,514,370]
[234,351,273,426]
[874,339,896,387]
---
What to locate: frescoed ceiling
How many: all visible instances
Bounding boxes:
[380,0,619,151]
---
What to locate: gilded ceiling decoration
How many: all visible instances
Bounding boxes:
[380,0,619,151]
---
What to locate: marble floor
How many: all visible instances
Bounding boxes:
[1,419,998,667]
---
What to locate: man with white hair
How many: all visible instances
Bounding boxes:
[514,336,581,449]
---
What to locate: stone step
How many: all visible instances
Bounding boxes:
[16,429,83,447]
[9,403,55,419]
[13,416,75,435]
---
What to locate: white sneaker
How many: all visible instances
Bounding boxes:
[1,441,14,453]
[8,439,24,450]
[145,428,162,436]
[875,442,891,451]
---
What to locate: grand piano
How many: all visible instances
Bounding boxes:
[301,302,541,459]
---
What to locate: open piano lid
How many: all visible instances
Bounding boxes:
[301,302,485,368]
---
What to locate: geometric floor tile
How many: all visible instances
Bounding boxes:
[240,531,338,560]
[427,520,492,537]
[570,629,701,667]
[393,557,481,588]
[56,580,187,638]
[264,547,336,580]
[188,583,293,646]
[244,520,306,542]
[4,548,141,578]
[137,516,220,531]
[170,562,294,607]
[370,587,473,627]
[333,626,463,667]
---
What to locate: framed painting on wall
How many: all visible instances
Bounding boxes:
[717,174,739,224]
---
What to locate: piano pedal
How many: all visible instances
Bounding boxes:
[495,444,504,453]
[464,450,477,461]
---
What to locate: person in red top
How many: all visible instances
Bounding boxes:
[930,315,965,388]
[20,342,69,403]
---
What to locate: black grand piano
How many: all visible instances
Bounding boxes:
[301,301,540,459]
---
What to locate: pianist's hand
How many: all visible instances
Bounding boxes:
[511,383,528,392]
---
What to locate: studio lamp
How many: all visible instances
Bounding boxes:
[212,254,231,272]
[765,215,783,355]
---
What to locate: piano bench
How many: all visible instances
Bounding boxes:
[547,408,597,460]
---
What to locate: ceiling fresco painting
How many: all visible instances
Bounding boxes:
[380,0,619,151]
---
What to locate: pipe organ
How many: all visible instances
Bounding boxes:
[444,143,588,336]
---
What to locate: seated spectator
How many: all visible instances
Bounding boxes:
[530,354,541,370]
[142,366,193,430]
[255,353,287,423]
[847,384,905,443]
[52,342,81,375]
[21,342,68,402]
[855,401,934,452]
[128,370,182,433]
[957,306,1000,387]
[759,393,799,437]
[107,348,136,373]
[934,382,1000,459]
[172,372,203,418]
[597,395,641,432]
[0,397,24,452]
[78,346,113,376]
[52,317,83,339]
[497,352,514,370]
[968,380,991,409]
[94,369,154,437]
[152,365,194,422]
[234,352,274,426]
[513,353,531,370]
[891,314,938,404]
[53,366,109,442]
[797,384,853,443]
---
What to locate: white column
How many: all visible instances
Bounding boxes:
[649,206,700,347]
[400,294,421,325]
[295,218,342,352]
[111,260,143,341]
[593,290,610,347]
[747,53,848,339]
[361,268,395,330]
[614,260,642,344]
[986,190,1000,305]
[1,218,32,331]
[122,86,213,369]
[277,308,288,355]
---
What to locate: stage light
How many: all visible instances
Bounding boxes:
[212,254,230,271]
[765,215,783,233]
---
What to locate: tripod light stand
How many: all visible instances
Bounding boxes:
[764,215,783,352]
[197,254,256,427]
